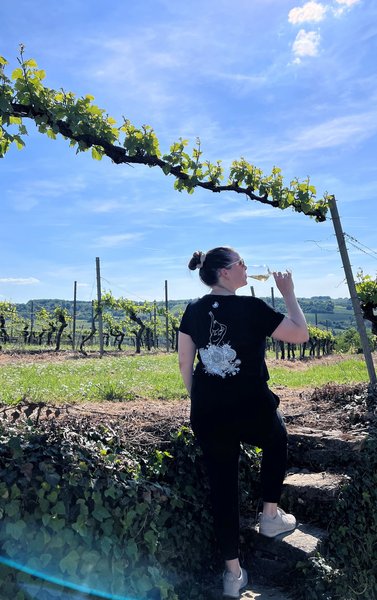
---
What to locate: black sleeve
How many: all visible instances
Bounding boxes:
[179,302,194,337]
[252,298,285,337]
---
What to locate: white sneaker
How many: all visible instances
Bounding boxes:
[222,567,248,598]
[259,507,296,538]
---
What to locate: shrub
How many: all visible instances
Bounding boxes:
[0,416,261,599]
[294,424,377,599]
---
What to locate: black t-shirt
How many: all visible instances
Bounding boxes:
[179,294,284,383]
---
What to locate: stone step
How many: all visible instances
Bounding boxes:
[287,426,366,471]
[280,470,349,526]
[239,519,327,586]
[204,576,293,599]
[200,569,294,599]
[240,582,293,599]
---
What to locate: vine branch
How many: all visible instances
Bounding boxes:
[0,51,329,222]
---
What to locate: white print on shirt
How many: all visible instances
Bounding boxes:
[199,311,241,378]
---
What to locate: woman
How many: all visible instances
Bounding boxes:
[178,247,309,598]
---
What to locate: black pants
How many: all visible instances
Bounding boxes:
[192,409,288,561]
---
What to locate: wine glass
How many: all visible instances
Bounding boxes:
[247,264,272,281]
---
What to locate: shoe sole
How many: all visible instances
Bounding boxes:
[259,524,296,538]
[223,586,248,598]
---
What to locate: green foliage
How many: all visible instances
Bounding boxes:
[355,271,377,336]
[0,48,330,221]
[335,327,376,353]
[307,324,335,343]
[294,432,377,600]
[0,300,17,318]
[0,416,261,599]
[356,271,377,307]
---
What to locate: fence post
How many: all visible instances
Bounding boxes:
[30,300,34,344]
[329,196,376,385]
[153,300,157,348]
[72,281,77,351]
[271,287,279,359]
[96,257,104,357]
[165,280,169,352]
[250,286,255,297]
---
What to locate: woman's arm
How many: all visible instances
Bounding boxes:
[271,271,309,344]
[178,331,197,394]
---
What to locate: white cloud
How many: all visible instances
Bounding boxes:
[10,177,86,212]
[288,0,360,62]
[87,200,125,213]
[0,277,40,285]
[292,29,321,62]
[217,207,288,224]
[333,0,361,16]
[95,233,144,248]
[336,0,360,6]
[288,2,328,24]
[291,112,377,150]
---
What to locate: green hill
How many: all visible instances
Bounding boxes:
[13,296,360,334]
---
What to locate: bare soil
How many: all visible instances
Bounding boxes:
[1,351,375,437]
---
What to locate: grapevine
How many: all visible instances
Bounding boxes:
[0,48,329,222]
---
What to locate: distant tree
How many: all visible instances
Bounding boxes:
[335,327,375,353]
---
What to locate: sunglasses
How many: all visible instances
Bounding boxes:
[225,258,246,269]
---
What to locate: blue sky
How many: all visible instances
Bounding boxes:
[1,0,376,304]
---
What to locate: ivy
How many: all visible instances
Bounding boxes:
[293,389,377,600]
[0,414,261,599]
[0,47,329,222]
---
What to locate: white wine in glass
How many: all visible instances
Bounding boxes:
[247,265,272,281]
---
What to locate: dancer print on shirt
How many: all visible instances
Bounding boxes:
[199,311,241,378]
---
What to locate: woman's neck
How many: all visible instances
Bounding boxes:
[210,283,236,296]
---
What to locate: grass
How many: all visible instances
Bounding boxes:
[268,358,369,388]
[0,352,372,405]
[0,354,186,405]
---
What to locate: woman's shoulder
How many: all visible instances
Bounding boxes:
[236,294,265,305]
[183,295,268,308]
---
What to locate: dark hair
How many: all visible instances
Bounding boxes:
[188,247,235,286]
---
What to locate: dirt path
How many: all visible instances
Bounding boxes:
[0,350,373,433]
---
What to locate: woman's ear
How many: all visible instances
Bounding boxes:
[218,267,230,280]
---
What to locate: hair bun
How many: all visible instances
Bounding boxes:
[197,252,206,269]
[188,250,206,271]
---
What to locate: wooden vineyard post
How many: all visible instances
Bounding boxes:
[30,300,34,343]
[72,280,77,351]
[271,286,279,359]
[329,196,376,385]
[165,280,169,352]
[153,300,157,348]
[96,257,104,357]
